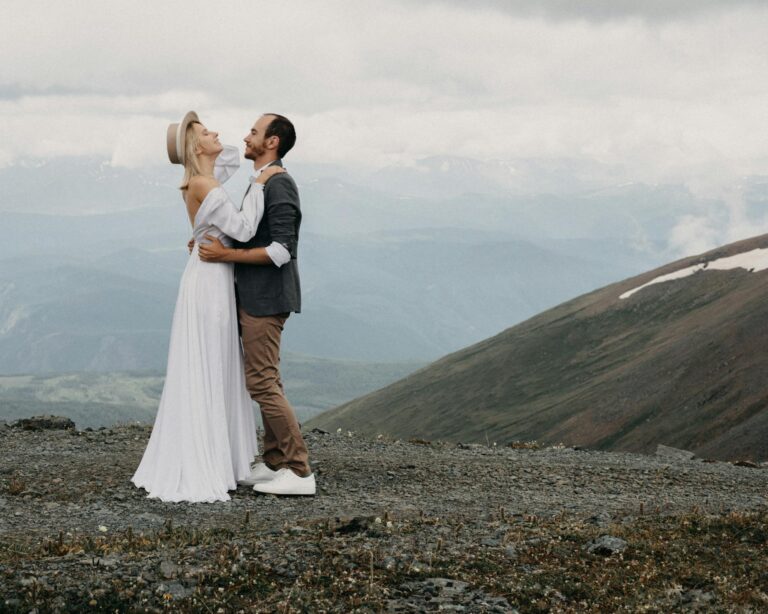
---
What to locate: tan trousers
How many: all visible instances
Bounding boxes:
[238,307,310,477]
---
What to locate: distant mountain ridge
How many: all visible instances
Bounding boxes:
[308,234,768,462]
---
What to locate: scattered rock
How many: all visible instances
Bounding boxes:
[12,415,75,431]
[333,515,377,535]
[732,460,760,468]
[376,556,397,570]
[156,582,192,600]
[159,560,180,579]
[0,420,766,612]
[94,554,121,568]
[389,577,517,613]
[586,511,612,527]
[585,535,628,555]
[481,536,501,546]
[408,438,432,445]
[458,442,483,450]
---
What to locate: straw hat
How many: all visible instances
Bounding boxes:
[166,110,200,164]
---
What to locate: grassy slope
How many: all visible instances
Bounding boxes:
[308,235,768,462]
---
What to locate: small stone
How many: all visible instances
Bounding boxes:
[732,460,760,468]
[585,535,628,555]
[160,560,180,579]
[376,556,397,570]
[95,555,120,568]
[165,582,191,600]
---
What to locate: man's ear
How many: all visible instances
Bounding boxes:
[267,136,279,151]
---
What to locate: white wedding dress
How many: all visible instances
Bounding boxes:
[132,147,261,503]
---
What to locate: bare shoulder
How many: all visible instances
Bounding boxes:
[187,175,221,203]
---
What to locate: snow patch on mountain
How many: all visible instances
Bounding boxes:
[620,248,768,299]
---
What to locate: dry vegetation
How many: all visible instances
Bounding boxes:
[1,508,766,612]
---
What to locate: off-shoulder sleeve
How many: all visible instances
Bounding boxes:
[202,185,264,242]
[213,145,240,184]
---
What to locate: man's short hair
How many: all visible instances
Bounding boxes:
[264,114,296,158]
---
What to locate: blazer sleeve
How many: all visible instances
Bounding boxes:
[204,185,264,243]
[264,175,301,258]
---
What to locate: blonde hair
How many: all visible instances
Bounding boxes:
[179,121,202,190]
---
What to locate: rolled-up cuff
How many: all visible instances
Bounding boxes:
[265,241,292,267]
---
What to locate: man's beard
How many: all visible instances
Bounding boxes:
[245,144,266,160]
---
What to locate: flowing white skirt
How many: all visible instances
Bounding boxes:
[131,247,258,502]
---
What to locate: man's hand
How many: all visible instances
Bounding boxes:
[188,238,195,254]
[198,235,231,262]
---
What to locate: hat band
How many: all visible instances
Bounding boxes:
[177,124,184,165]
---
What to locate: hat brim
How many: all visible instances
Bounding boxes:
[166,110,200,165]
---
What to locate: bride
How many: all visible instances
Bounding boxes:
[131,111,284,503]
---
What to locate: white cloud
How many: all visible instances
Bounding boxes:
[1,0,768,194]
[421,0,765,21]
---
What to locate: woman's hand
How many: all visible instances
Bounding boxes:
[255,166,287,185]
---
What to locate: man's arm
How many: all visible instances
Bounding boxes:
[264,175,301,259]
[198,174,298,266]
[197,238,274,264]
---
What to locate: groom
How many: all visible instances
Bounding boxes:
[199,113,315,496]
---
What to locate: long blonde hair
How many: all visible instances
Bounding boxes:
[179,121,202,191]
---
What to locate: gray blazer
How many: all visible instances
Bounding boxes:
[233,160,302,316]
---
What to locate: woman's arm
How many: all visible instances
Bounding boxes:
[213,145,240,184]
[204,184,264,242]
[194,167,285,243]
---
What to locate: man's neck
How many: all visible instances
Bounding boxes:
[253,155,278,171]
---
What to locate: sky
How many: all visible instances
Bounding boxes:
[2,0,768,197]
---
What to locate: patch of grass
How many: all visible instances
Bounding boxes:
[2,509,767,612]
[6,476,26,495]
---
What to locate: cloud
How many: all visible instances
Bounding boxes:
[1,0,767,194]
[418,0,766,21]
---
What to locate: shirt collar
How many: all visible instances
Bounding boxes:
[250,161,280,183]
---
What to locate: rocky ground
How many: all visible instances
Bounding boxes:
[1,416,767,612]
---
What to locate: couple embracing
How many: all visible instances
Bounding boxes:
[131,112,315,502]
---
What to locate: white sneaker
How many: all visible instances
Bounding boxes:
[253,468,316,496]
[237,462,278,486]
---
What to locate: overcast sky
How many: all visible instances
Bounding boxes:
[2,0,768,195]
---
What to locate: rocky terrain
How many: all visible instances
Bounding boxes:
[1,416,767,612]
